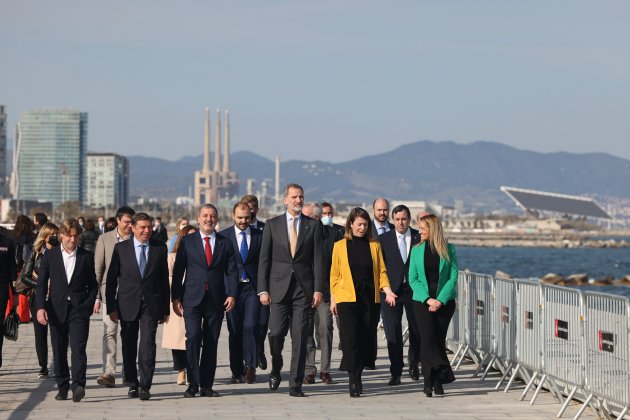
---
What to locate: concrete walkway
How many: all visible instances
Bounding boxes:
[0,317,581,419]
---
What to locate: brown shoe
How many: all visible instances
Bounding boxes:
[303,374,315,385]
[97,373,115,388]
[244,367,256,384]
[320,372,333,384]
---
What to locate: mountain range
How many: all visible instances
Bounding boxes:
[126,141,630,211]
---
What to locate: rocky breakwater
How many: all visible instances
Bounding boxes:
[449,232,630,248]
[539,273,630,287]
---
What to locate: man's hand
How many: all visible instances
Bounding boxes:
[109,311,119,323]
[259,292,271,306]
[173,299,184,317]
[224,297,236,312]
[93,300,101,314]
[37,309,48,326]
[311,292,323,308]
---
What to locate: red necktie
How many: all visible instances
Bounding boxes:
[204,236,213,266]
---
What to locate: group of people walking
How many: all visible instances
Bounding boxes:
[0,183,458,402]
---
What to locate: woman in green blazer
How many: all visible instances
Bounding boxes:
[408,214,458,397]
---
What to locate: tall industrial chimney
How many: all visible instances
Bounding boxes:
[213,109,221,173]
[202,108,210,173]
[222,110,230,173]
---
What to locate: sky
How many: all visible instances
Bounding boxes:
[2,1,629,163]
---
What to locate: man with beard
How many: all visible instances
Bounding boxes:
[372,198,394,237]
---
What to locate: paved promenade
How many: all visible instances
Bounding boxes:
[0,317,576,419]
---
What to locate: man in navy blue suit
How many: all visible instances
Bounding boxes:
[221,202,263,384]
[171,204,239,398]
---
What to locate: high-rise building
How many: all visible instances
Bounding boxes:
[86,153,129,210]
[0,106,6,197]
[13,109,88,205]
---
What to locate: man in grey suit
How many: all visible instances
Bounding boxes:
[93,206,135,387]
[258,183,323,397]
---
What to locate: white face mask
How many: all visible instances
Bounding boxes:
[321,216,333,226]
[98,221,104,228]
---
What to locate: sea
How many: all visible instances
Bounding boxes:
[457,246,630,298]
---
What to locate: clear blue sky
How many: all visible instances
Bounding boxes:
[2,1,629,162]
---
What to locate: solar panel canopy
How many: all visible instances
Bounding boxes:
[501,186,611,219]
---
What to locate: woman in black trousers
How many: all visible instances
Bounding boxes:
[20,222,59,379]
[330,207,397,397]
[408,214,458,397]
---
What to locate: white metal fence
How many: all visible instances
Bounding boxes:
[448,271,629,419]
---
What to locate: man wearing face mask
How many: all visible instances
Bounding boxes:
[152,217,168,244]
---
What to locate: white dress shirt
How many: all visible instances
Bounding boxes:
[61,245,77,284]
[235,226,251,282]
[374,221,391,235]
[200,231,216,253]
[286,212,301,240]
[397,228,411,282]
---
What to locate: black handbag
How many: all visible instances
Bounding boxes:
[3,309,20,341]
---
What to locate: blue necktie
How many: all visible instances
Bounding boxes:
[139,244,147,278]
[239,231,248,280]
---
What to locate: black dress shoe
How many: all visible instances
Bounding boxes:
[357,378,363,394]
[128,386,139,398]
[409,367,420,381]
[183,386,197,398]
[230,374,244,384]
[257,353,268,370]
[72,386,85,402]
[433,381,444,395]
[349,383,360,398]
[289,387,305,397]
[387,375,401,386]
[139,387,151,400]
[268,373,281,391]
[200,387,220,397]
[55,388,69,401]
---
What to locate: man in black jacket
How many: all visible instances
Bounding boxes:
[106,213,170,400]
[36,218,98,402]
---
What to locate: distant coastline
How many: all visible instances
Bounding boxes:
[448,231,630,248]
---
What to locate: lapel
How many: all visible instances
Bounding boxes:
[52,247,69,285]
[417,242,427,280]
[278,214,292,256]
[294,214,310,255]
[145,241,157,280]
[127,239,144,281]
[210,234,223,268]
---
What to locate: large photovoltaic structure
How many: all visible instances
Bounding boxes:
[500,186,611,219]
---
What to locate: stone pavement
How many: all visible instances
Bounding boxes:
[0,317,583,419]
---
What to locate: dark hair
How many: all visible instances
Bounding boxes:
[105,217,117,232]
[240,194,259,208]
[84,219,96,231]
[343,207,374,241]
[233,202,251,213]
[391,204,411,219]
[321,202,334,211]
[198,204,218,216]
[173,225,197,254]
[115,206,136,220]
[13,215,34,238]
[132,212,153,225]
[155,216,162,222]
[34,212,48,227]
[283,183,304,197]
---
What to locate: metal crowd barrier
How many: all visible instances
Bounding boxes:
[492,276,517,389]
[446,271,466,356]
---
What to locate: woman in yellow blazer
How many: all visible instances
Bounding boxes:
[330,207,397,397]
[409,213,458,397]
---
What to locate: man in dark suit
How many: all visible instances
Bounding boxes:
[258,183,323,397]
[36,218,98,402]
[378,204,422,385]
[106,212,170,400]
[152,216,168,243]
[221,202,263,384]
[172,204,239,398]
[0,231,17,369]
[241,194,268,370]
[372,198,395,237]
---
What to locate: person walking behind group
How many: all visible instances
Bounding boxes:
[171,204,239,398]
[153,217,168,244]
[372,198,394,237]
[79,219,99,254]
[20,222,59,379]
[330,207,397,397]
[378,204,422,385]
[409,213,458,397]
[163,224,197,386]
[0,230,17,370]
[10,215,34,323]
[106,213,170,401]
[93,206,136,388]
[257,184,324,398]
[36,218,98,402]
[167,217,189,253]
[221,202,263,384]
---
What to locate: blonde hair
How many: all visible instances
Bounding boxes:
[34,223,59,254]
[417,214,450,262]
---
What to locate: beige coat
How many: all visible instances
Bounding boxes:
[161,253,186,350]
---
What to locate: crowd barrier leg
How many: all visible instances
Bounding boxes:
[519,371,539,401]
[572,393,594,420]
[473,353,490,378]
[616,406,628,419]
[504,363,522,392]
[556,387,579,418]
[481,354,499,380]
[450,343,465,367]
[495,362,513,390]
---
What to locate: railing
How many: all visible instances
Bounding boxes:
[447,271,629,420]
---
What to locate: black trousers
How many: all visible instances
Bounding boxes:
[337,291,379,375]
[0,283,8,368]
[268,277,311,388]
[49,302,90,391]
[29,294,48,370]
[412,299,456,387]
[380,283,421,376]
[120,301,159,389]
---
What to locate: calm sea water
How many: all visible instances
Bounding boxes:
[457,246,630,298]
